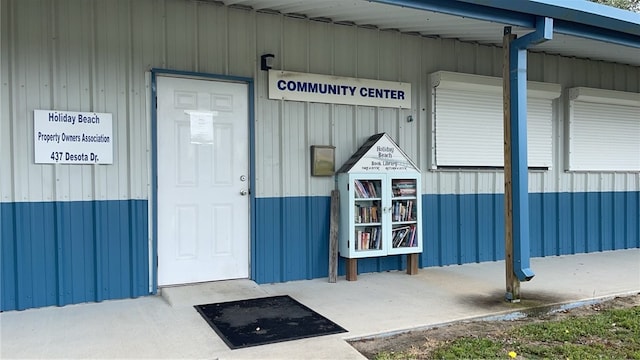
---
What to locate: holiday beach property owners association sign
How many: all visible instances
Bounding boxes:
[34,110,113,164]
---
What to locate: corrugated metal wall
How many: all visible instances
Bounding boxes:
[3,0,638,202]
[1,0,150,203]
[253,13,640,197]
[2,0,639,307]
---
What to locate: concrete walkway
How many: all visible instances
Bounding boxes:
[1,249,639,359]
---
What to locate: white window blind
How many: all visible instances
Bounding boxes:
[429,71,560,169]
[567,87,640,171]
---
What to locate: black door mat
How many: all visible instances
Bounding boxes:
[194,295,347,349]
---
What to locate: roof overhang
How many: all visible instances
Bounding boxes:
[221,0,640,66]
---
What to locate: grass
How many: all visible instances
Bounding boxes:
[513,306,640,359]
[372,306,640,360]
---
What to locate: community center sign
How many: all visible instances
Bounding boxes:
[268,70,411,108]
[33,109,114,164]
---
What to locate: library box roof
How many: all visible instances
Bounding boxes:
[337,133,420,174]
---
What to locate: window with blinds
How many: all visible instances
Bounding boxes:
[428,71,561,170]
[567,87,640,171]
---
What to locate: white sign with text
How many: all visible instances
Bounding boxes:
[268,70,411,108]
[33,110,114,164]
[350,135,418,173]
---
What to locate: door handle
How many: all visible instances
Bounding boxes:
[240,190,248,196]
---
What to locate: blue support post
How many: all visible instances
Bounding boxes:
[508,17,553,282]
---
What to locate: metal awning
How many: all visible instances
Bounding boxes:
[221,0,640,66]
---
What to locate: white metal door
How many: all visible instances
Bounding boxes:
[157,76,249,286]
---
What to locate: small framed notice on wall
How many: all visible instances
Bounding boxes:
[310,145,335,176]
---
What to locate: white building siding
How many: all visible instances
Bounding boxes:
[2,0,639,204]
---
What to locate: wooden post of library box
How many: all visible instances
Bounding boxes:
[336,133,423,281]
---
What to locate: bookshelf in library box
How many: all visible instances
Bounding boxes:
[336,133,422,281]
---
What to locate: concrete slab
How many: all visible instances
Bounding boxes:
[1,249,638,359]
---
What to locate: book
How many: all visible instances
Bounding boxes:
[367,181,376,198]
[393,202,400,221]
[391,226,410,247]
[408,225,416,247]
[372,228,379,249]
[393,229,406,247]
[392,180,417,196]
[354,180,367,198]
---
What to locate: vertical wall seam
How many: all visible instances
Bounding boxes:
[570,175,576,253]
[223,4,228,75]
[304,21,312,278]
[582,178,588,252]
[160,0,167,68]
[2,0,13,203]
[277,11,285,281]
[622,176,624,249]
[437,193,443,265]
[93,199,102,302]
[89,0,96,113]
[497,191,502,260]
[125,0,137,297]
[126,0,135,201]
[635,190,640,247]
[456,173,462,264]
[11,203,19,310]
[278,197,285,281]
[305,197,312,278]
[7,0,19,310]
[472,191,478,261]
[129,200,136,297]
[540,190,545,256]
[570,188,576,254]
[555,192,561,255]
[193,1,199,72]
[248,9,257,280]
[54,199,65,306]
[8,0,19,202]
[598,181,604,251]
[89,0,102,303]
[150,71,158,293]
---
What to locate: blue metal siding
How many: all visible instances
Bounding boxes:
[253,196,412,283]
[252,198,282,283]
[423,193,506,267]
[3,192,637,309]
[253,197,333,283]
[1,200,149,311]
[252,191,639,284]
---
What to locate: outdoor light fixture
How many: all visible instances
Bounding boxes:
[261,54,275,71]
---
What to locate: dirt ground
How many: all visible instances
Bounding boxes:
[349,293,640,359]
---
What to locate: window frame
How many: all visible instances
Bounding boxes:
[565,87,640,172]
[428,71,561,171]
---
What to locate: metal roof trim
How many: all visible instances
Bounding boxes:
[369,0,536,28]
[449,0,640,35]
[374,0,640,47]
[528,0,640,31]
